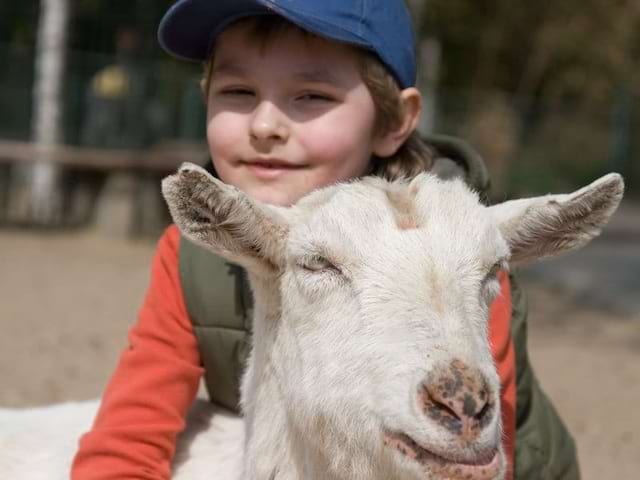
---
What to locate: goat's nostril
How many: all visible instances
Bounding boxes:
[476,398,491,421]
[420,361,494,439]
[462,387,491,421]
[428,390,460,419]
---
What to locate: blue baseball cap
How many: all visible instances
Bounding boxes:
[158,0,417,88]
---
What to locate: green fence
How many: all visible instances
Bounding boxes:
[0,41,206,147]
[0,42,637,199]
[432,87,638,198]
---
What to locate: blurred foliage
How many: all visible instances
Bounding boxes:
[0,0,638,196]
[0,1,176,52]
[0,0,205,146]
[415,0,640,196]
[422,0,640,106]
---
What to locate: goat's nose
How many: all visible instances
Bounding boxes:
[419,359,494,440]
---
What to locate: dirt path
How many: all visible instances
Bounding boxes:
[0,229,155,405]
[525,286,639,479]
[1,229,638,479]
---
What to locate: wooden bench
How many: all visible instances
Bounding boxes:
[0,139,209,234]
[0,139,208,171]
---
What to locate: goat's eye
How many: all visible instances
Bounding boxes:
[482,262,505,303]
[299,255,339,274]
[294,254,346,298]
[487,263,502,280]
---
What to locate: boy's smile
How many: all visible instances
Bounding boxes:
[238,156,308,181]
[206,21,383,206]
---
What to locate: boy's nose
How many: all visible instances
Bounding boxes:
[250,101,289,144]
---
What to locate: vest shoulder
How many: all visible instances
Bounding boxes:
[423,134,491,199]
[179,237,251,330]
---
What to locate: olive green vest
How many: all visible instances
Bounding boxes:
[178,246,253,412]
[178,135,580,479]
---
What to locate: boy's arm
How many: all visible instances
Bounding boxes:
[71,225,204,480]
[489,271,517,479]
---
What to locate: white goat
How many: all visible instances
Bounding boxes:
[0,166,623,480]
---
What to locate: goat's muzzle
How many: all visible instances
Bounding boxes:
[419,359,496,441]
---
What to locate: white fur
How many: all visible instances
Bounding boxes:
[1,167,623,480]
[0,400,243,479]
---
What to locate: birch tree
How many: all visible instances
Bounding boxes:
[12,0,70,224]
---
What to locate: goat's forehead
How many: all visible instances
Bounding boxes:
[291,176,501,254]
[297,179,392,224]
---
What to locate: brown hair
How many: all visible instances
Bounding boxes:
[201,16,435,181]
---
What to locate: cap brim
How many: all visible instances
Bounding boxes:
[158,0,371,62]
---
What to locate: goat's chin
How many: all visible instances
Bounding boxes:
[383,431,505,480]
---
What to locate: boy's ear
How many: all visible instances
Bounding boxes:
[372,87,422,158]
[489,173,624,265]
[162,163,289,274]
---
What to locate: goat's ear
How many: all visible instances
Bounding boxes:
[488,173,624,265]
[162,163,289,272]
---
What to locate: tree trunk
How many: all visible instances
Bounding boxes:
[10,0,69,224]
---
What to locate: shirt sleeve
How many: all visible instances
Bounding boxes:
[489,270,517,480]
[71,225,204,480]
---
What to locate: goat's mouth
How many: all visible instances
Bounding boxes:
[383,432,502,480]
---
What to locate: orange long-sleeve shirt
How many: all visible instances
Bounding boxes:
[71,225,516,479]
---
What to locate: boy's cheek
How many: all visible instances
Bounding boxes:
[300,133,373,176]
[206,117,243,159]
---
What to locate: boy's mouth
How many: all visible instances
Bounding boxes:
[240,158,308,179]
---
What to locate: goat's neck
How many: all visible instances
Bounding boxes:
[242,274,386,480]
[242,274,357,480]
[241,273,297,479]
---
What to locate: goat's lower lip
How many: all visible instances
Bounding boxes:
[384,432,501,479]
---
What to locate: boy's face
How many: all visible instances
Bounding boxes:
[206,22,379,206]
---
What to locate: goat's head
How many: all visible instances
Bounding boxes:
[163,164,623,480]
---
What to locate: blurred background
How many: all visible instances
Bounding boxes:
[0,1,638,478]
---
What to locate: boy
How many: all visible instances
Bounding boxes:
[72,1,579,479]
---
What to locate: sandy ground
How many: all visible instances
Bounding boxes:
[0,227,638,479]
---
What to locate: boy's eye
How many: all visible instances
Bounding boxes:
[296,92,334,102]
[219,88,254,97]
